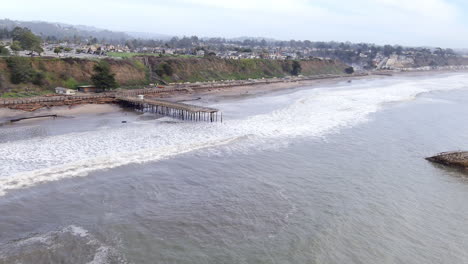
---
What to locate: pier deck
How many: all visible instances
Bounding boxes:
[117,96,221,122]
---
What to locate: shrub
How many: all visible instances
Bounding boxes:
[0,73,5,89]
[162,63,174,76]
[91,61,118,89]
[155,62,174,77]
[291,60,302,76]
[32,72,46,86]
[345,67,354,74]
[282,61,292,73]
[6,57,36,84]
[63,77,78,89]
[0,46,9,56]
[132,60,146,71]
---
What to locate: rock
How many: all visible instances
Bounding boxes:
[426,151,468,168]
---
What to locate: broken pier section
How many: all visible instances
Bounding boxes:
[117,96,221,122]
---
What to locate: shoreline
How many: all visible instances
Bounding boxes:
[162,68,468,103]
[1,69,467,120]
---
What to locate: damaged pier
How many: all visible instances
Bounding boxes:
[117,96,221,122]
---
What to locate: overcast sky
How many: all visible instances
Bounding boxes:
[1,0,468,48]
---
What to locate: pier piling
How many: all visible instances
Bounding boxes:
[116,96,221,123]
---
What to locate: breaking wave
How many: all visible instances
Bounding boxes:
[0,74,467,196]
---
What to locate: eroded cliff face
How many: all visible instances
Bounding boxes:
[0,58,148,95]
[381,54,468,70]
[0,56,349,96]
[143,56,348,83]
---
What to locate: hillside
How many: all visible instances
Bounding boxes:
[0,57,349,97]
[143,57,348,83]
[0,19,131,43]
[0,58,148,97]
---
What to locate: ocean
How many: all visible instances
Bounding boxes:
[1,73,468,263]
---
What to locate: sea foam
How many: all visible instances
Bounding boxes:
[0,74,467,196]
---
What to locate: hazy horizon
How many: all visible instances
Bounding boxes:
[1,0,468,48]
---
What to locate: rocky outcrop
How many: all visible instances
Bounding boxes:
[426,151,468,168]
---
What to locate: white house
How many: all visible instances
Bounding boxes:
[55,87,76,95]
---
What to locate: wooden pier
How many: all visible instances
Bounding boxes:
[117,96,221,122]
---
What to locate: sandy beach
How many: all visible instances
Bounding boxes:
[1,69,467,122]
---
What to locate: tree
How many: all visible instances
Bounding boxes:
[91,61,118,90]
[10,41,22,53]
[291,60,302,76]
[395,45,403,55]
[155,62,174,77]
[345,67,354,74]
[34,45,44,56]
[11,27,43,56]
[205,51,217,57]
[54,47,63,55]
[383,45,394,57]
[6,57,36,84]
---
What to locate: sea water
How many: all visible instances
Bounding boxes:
[0,73,468,263]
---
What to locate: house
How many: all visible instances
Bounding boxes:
[77,85,104,93]
[55,87,76,95]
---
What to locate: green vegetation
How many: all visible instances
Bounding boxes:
[155,62,174,78]
[63,77,78,89]
[345,67,354,74]
[291,60,302,76]
[0,45,9,56]
[0,89,52,98]
[10,41,22,53]
[0,56,346,97]
[32,71,46,86]
[148,57,346,83]
[54,47,63,55]
[11,27,43,55]
[91,61,118,89]
[6,57,37,84]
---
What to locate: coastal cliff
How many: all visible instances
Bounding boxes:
[142,57,348,83]
[0,57,348,97]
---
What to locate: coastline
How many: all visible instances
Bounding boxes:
[1,69,467,121]
[159,68,468,103]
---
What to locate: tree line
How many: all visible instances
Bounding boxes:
[1,27,43,56]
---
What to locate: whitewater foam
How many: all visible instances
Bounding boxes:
[0,225,128,264]
[1,73,467,196]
